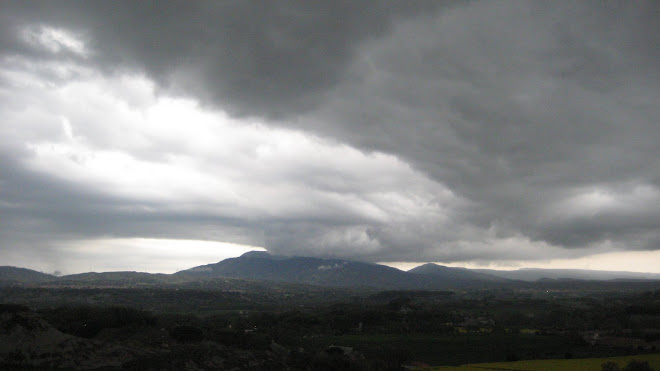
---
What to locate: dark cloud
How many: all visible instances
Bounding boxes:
[296,1,660,253]
[1,1,659,268]
[3,0,445,118]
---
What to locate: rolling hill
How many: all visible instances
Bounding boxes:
[408,263,507,283]
[2,252,658,290]
[177,251,423,288]
[472,268,660,282]
[0,266,55,285]
[176,251,503,289]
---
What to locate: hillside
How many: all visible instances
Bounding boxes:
[177,252,427,289]
[473,268,660,282]
[0,266,55,285]
[176,252,504,289]
[408,263,506,283]
[55,271,187,287]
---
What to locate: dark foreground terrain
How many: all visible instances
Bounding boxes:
[1,281,659,370]
[1,254,659,369]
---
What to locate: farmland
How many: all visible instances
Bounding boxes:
[433,353,660,370]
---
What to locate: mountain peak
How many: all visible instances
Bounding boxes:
[239,251,272,259]
[408,263,450,272]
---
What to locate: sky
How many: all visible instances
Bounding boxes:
[1,1,659,275]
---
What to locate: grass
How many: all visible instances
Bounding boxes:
[316,332,585,366]
[430,353,660,370]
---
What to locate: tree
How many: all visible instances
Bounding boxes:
[623,360,653,371]
[601,361,620,371]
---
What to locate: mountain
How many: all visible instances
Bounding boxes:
[177,252,421,289]
[472,268,660,282]
[6,254,657,290]
[408,263,506,282]
[176,252,502,289]
[0,266,55,285]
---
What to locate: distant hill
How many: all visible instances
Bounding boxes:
[408,263,506,283]
[176,252,502,289]
[0,266,54,285]
[56,271,186,286]
[4,253,658,290]
[472,268,660,282]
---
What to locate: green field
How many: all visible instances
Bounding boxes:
[316,332,646,366]
[432,353,660,370]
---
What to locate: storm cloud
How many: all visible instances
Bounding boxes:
[1,1,658,273]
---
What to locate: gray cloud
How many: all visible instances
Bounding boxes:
[1,1,659,269]
[3,0,444,118]
[299,1,660,253]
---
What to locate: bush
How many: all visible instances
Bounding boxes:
[623,360,654,371]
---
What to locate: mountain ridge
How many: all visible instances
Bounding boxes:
[176,253,439,289]
[408,263,507,282]
[2,252,659,289]
[472,267,660,282]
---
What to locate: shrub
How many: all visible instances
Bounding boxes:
[602,361,620,371]
[623,360,653,371]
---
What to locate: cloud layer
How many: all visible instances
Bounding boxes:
[1,1,658,272]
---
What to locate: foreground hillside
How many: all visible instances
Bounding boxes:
[0,304,283,369]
